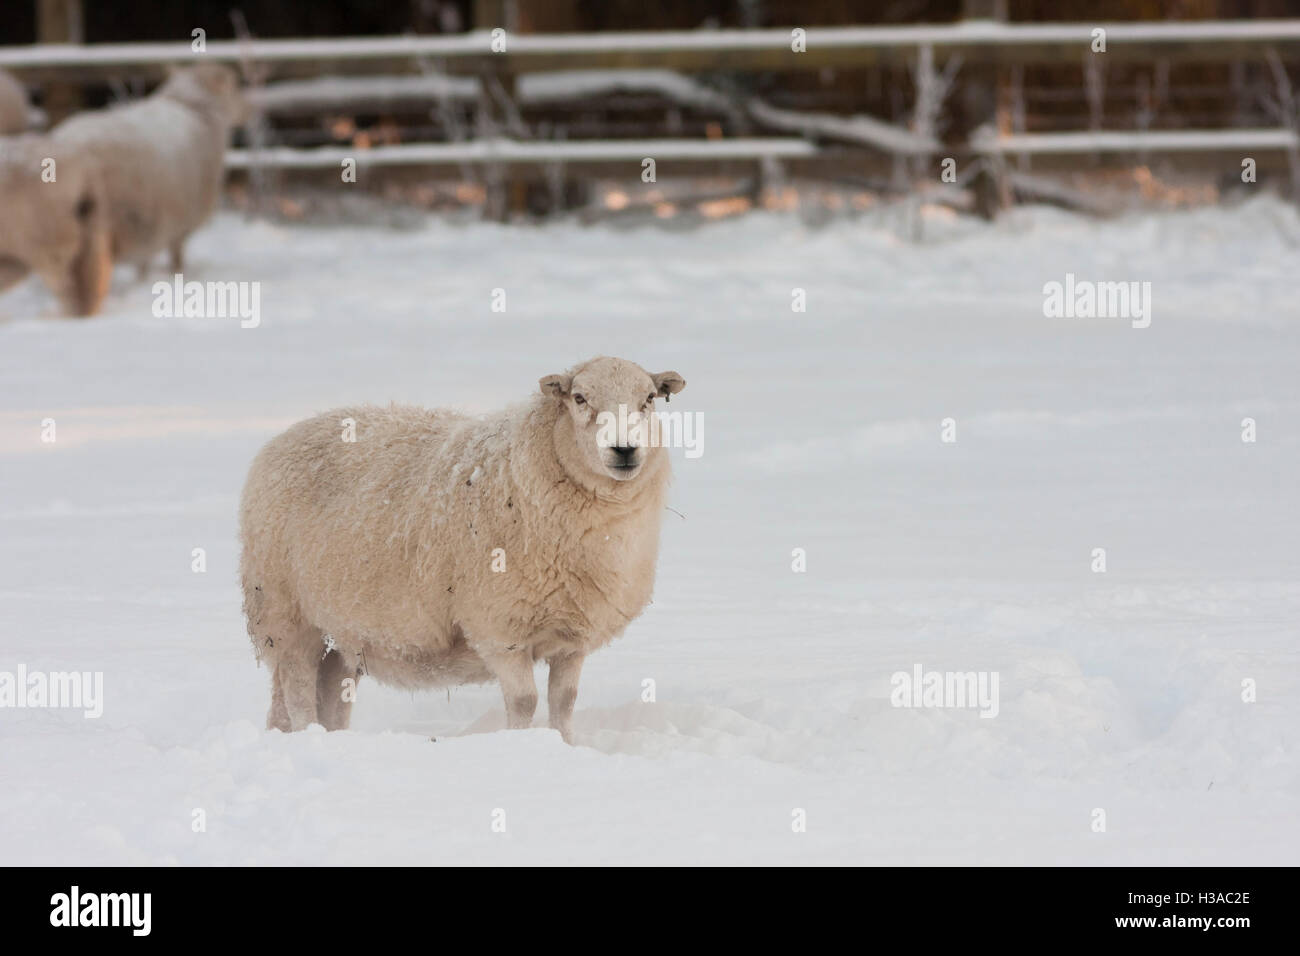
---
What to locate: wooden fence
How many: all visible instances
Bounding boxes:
[3,18,1299,215]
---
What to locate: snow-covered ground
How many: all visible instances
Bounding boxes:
[1,198,1297,865]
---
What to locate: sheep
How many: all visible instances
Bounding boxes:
[240,356,687,742]
[0,134,112,317]
[52,63,245,275]
[0,70,32,135]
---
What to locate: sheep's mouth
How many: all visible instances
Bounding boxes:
[605,462,642,480]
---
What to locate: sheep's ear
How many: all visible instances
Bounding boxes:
[539,373,571,398]
[652,371,685,400]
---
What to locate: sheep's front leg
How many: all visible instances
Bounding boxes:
[483,649,537,730]
[547,653,585,744]
[0,257,30,294]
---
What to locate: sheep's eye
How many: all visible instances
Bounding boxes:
[573,394,586,406]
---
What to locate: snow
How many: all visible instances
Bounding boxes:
[747,97,938,154]
[516,69,736,114]
[251,74,481,112]
[1,197,1298,865]
[252,69,741,115]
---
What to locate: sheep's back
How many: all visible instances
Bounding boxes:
[241,401,669,659]
[241,405,473,646]
[54,99,227,262]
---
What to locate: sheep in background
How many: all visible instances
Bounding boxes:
[0,135,112,317]
[53,63,246,276]
[240,357,687,742]
[0,70,33,135]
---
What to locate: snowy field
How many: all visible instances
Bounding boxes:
[1,197,1297,865]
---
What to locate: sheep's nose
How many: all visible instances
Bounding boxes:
[611,446,637,462]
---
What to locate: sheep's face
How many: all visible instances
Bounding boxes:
[541,357,686,483]
[0,139,111,316]
[164,63,249,127]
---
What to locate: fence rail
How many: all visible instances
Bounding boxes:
[5,20,1299,213]
[2,20,1300,81]
[226,137,819,169]
[977,127,1300,154]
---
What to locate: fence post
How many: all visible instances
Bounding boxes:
[36,0,84,124]
[962,0,1007,219]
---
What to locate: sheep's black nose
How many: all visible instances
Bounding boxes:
[611,446,636,461]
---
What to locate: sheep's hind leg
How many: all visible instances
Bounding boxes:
[482,648,537,730]
[0,257,30,294]
[316,648,361,731]
[268,626,325,732]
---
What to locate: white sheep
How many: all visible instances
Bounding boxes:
[52,63,245,275]
[240,356,686,741]
[0,70,32,135]
[0,134,112,317]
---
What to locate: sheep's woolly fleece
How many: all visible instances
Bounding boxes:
[52,64,245,270]
[239,356,684,740]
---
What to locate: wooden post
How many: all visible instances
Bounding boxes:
[477,1,584,219]
[474,0,511,31]
[36,0,83,124]
[962,0,1007,219]
[961,0,1005,18]
[231,10,273,219]
[515,0,578,33]
[475,0,514,220]
[1264,49,1300,213]
[1006,63,1028,171]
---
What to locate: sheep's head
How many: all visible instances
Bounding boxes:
[540,356,685,483]
[0,137,111,317]
[162,63,250,127]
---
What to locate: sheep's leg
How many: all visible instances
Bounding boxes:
[0,257,30,294]
[267,666,290,732]
[316,648,360,731]
[169,239,186,274]
[269,627,324,732]
[43,218,111,317]
[483,649,537,730]
[546,653,585,744]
